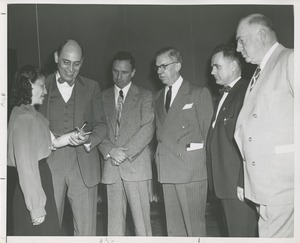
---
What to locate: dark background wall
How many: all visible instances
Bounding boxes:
[8,4,294,95]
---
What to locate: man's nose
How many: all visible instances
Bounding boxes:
[236,43,242,52]
[157,67,163,74]
[211,68,215,75]
[117,72,122,79]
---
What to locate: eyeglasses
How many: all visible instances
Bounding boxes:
[154,62,178,72]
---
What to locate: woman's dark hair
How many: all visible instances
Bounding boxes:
[12,65,46,106]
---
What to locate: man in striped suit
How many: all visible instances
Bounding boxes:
[154,47,213,236]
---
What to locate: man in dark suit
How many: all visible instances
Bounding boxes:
[154,47,213,236]
[235,13,294,237]
[38,39,107,235]
[206,43,258,237]
[98,51,154,236]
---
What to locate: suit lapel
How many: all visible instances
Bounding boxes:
[120,84,138,129]
[162,81,191,134]
[239,44,285,124]
[103,87,117,134]
[41,73,56,120]
[214,79,242,127]
[156,89,167,126]
[73,76,87,127]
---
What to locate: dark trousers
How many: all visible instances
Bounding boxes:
[221,198,258,237]
[13,159,61,236]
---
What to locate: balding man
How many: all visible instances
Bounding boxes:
[39,39,107,235]
[234,14,294,237]
[154,47,213,236]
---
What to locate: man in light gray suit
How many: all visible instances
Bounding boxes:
[235,13,294,237]
[154,47,213,236]
[98,51,154,236]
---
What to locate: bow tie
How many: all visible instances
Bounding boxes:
[219,86,231,95]
[57,77,75,87]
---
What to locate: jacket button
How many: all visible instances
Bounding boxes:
[179,153,182,157]
[249,137,252,142]
[182,126,185,129]
[252,161,255,166]
[253,114,257,118]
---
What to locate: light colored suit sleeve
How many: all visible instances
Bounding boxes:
[124,91,155,161]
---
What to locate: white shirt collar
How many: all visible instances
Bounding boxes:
[55,71,74,103]
[228,76,241,88]
[114,81,132,103]
[260,42,279,70]
[164,76,183,106]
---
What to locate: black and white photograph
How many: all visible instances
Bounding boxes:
[0,0,299,243]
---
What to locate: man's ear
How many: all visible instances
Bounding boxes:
[258,28,267,42]
[231,60,238,72]
[131,69,136,78]
[175,62,182,72]
[54,51,59,64]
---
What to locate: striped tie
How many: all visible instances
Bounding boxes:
[249,66,261,91]
[115,90,124,140]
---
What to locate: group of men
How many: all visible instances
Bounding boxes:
[36,13,293,238]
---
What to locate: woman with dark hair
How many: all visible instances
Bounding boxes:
[7,65,84,235]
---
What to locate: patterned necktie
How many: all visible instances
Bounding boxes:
[57,77,75,87]
[165,86,172,112]
[115,90,124,140]
[219,85,231,95]
[249,66,261,91]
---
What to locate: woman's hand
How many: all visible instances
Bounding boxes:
[32,215,45,225]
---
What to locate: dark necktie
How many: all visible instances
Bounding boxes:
[219,85,231,95]
[57,77,75,87]
[249,66,261,91]
[165,86,172,112]
[115,90,124,140]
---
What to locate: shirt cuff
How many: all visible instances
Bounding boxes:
[30,207,46,221]
[83,142,91,152]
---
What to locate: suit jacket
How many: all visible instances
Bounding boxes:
[38,73,107,187]
[207,78,249,199]
[155,80,213,183]
[98,83,155,184]
[234,44,294,205]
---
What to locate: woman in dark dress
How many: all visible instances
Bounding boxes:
[7,65,81,235]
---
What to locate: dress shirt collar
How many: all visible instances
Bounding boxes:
[55,72,75,88]
[260,42,279,70]
[165,75,183,92]
[164,76,183,105]
[227,76,241,88]
[114,81,132,102]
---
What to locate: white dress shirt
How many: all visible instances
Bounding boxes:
[164,76,183,107]
[55,72,75,103]
[212,76,241,128]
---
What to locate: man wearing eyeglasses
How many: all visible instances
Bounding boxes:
[154,47,213,236]
[234,14,294,237]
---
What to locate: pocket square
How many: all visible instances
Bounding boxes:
[186,143,204,151]
[182,103,193,110]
